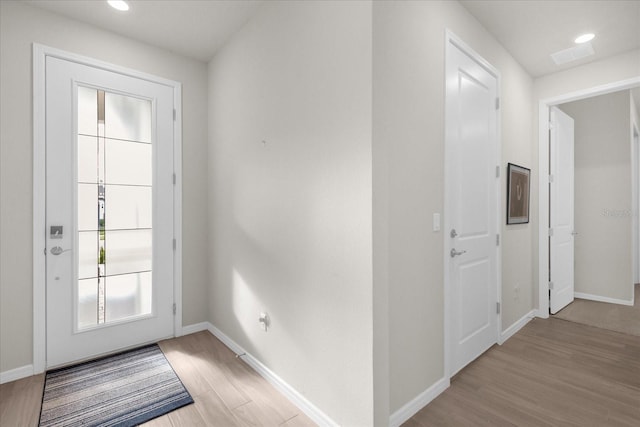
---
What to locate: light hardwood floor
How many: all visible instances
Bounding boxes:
[0,331,315,426]
[2,319,639,426]
[406,317,640,426]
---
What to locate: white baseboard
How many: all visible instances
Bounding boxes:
[389,377,449,427]
[574,292,634,306]
[387,304,537,425]
[206,323,338,427]
[499,309,536,344]
[0,364,34,385]
[180,321,211,336]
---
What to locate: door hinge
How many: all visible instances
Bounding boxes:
[173,303,176,315]
[549,174,554,183]
[496,234,500,246]
[173,173,176,185]
[549,281,554,290]
[496,302,501,314]
[172,238,176,250]
[549,228,554,237]
[173,109,176,121]
[496,165,500,178]
[495,97,500,110]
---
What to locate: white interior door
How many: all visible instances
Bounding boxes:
[45,56,175,367]
[549,106,575,314]
[633,126,639,285]
[446,37,499,376]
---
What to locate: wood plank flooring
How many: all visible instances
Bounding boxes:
[2,319,639,426]
[406,317,640,427]
[552,284,639,336]
[0,331,315,427]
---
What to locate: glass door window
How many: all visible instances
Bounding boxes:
[77,87,153,330]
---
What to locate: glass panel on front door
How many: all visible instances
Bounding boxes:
[77,86,153,330]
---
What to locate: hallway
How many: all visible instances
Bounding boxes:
[406,317,640,426]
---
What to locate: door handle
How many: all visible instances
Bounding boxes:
[450,248,466,258]
[50,246,71,256]
[571,231,578,236]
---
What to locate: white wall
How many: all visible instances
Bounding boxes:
[207,1,374,425]
[534,50,640,101]
[0,1,209,373]
[372,0,534,414]
[560,91,633,302]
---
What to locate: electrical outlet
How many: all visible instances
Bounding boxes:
[258,312,270,331]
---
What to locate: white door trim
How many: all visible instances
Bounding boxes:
[32,43,183,374]
[443,29,502,378]
[536,77,640,317]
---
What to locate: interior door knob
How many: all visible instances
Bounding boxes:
[50,246,71,255]
[450,248,466,258]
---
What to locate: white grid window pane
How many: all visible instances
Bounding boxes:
[78,184,98,231]
[78,278,98,329]
[105,185,152,230]
[78,136,98,183]
[105,229,152,276]
[78,231,98,279]
[78,86,97,137]
[104,92,151,143]
[105,272,152,322]
[105,139,152,186]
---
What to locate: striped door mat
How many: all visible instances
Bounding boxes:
[39,344,193,426]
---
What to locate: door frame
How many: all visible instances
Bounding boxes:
[443,30,502,378]
[536,77,640,317]
[32,43,183,373]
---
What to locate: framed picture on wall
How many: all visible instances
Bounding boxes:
[507,163,530,224]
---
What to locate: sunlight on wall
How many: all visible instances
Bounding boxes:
[232,269,261,339]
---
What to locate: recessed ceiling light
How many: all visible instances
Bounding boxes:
[574,33,595,44]
[107,0,130,12]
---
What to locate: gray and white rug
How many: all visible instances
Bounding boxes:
[39,344,193,427]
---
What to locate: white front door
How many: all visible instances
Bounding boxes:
[45,55,175,367]
[445,36,500,376]
[549,106,575,314]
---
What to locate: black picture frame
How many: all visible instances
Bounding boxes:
[506,163,530,224]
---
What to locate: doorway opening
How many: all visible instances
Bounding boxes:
[537,77,640,317]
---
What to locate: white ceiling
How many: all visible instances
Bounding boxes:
[25,0,640,77]
[460,0,640,78]
[25,0,264,62]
